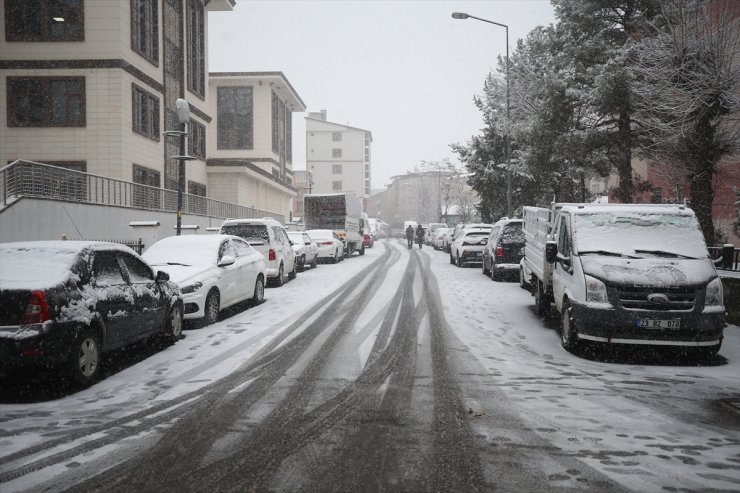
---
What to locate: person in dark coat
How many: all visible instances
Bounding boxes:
[415,224,425,249]
[405,225,414,249]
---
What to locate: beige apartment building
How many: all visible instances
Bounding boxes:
[207,72,305,220]
[0,0,234,199]
[305,110,372,210]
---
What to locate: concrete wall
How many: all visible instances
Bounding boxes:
[0,197,227,252]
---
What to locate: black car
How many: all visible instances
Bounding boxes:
[482,219,525,281]
[0,241,183,386]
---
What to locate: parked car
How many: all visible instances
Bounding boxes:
[306,229,345,263]
[288,231,320,271]
[142,235,266,327]
[432,227,451,251]
[482,218,525,281]
[449,228,490,266]
[219,217,297,287]
[0,241,182,386]
[363,232,374,249]
[425,222,449,245]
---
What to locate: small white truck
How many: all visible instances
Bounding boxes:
[521,203,726,356]
[304,193,365,256]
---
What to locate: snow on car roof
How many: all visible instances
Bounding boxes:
[142,234,238,266]
[0,241,133,290]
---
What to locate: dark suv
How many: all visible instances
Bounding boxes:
[0,241,183,386]
[481,219,525,281]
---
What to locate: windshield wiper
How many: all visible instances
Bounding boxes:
[579,250,636,258]
[634,249,697,259]
[161,262,191,266]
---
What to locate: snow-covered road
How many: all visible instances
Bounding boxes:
[0,239,738,492]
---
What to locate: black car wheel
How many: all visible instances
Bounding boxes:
[162,303,184,344]
[560,301,580,352]
[69,329,101,386]
[482,256,490,276]
[274,264,285,287]
[456,254,463,267]
[449,253,455,265]
[332,250,339,264]
[203,289,220,326]
[252,275,265,306]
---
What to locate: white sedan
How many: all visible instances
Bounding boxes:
[142,234,266,327]
[288,231,319,271]
[305,229,344,264]
[449,228,489,267]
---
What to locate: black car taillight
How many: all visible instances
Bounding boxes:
[496,246,504,257]
[22,291,51,325]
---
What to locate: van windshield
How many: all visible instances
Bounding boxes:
[573,212,708,259]
[221,224,269,245]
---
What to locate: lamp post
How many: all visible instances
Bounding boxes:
[164,98,195,236]
[451,12,512,218]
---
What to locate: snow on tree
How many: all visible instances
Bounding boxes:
[631,0,740,244]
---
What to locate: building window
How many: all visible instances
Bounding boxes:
[132,84,160,140]
[332,148,342,158]
[271,91,279,154]
[217,86,253,149]
[189,119,206,160]
[131,0,158,66]
[285,105,292,163]
[651,188,662,204]
[7,77,85,127]
[332,132,342,142]
[333,164,342,174]
[5,0,84,42]
[332,180,342,191]
[186,0,205,98]
[132,164,161,208]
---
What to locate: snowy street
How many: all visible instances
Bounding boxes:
[0,239,738,492]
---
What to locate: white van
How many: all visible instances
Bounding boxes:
[541,204,726,357]
[219,218,297,287]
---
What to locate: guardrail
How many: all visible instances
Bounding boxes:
[0,160,282,221]
[708,245,739,271]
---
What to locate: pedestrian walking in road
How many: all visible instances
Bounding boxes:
[415,225,425,249]
[405,225,414,249]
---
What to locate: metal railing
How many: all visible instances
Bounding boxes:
[0,160,282,221]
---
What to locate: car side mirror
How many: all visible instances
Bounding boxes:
[481,238,488,245]
[218,255,235,267]
[305,241,312,246]
[155,270,170,282]
[545,241,558,264]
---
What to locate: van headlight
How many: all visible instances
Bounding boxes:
[585,275,608,303]
[704,278,723,306]
[181,281,203,294]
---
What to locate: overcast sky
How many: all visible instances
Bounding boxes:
[208,0,556,189]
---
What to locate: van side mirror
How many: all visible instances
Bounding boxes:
[545,241,558,264]
[155,270,170,282]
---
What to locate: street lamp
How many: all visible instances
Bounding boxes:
[164,98,196,236]
[451,11,512,217]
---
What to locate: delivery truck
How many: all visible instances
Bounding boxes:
[521,203,726,357]
[303,193,365,256]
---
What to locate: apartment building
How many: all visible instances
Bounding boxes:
[207,72,305,220]
[1,0,237,203]
[305,110,372,210]
[291,169,313,220]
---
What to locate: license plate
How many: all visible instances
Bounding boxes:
[636,319,681,329]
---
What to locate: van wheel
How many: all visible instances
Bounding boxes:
[560,302,580,352]
[69,329,101,386]
[519,268,528,290]
[535,282,549,317]
[162,303,183,344]
[203,290,220,326]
